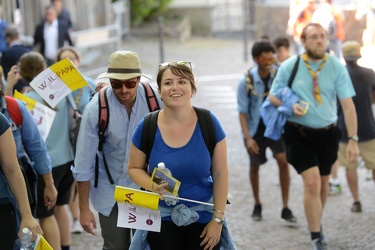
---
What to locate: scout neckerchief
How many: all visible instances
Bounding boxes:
[301,53,328,105]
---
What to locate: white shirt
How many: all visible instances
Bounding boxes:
[43,19,58,60]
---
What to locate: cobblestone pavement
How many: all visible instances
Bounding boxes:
[71,35,375,250]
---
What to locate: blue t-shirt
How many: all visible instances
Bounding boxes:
[132,110,226,223]
[270,54,355,128]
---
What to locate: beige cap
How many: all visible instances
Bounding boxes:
[342,41,361,61]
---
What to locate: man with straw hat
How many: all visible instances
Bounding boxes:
[72,51,162,249]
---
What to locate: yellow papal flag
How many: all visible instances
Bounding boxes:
[114,186,160,210]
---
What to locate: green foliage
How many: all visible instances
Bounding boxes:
[130,0,173,26]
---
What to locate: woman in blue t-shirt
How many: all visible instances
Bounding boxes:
[128,61,229,250]
[0,113,42,249]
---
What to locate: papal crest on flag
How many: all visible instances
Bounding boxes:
[29,58,88,108]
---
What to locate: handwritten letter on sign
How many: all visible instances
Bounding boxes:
[117,203,161,232]
[30,58,88,108]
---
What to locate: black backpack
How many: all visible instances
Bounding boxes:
[141,106,216,167]
[94,82,160,188]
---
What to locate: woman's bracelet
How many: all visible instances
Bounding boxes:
[213,208,225,215]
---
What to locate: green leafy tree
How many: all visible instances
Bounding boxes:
[130,0,173,26]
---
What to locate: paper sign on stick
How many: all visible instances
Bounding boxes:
[114,186,160,211]
[117,203,161,232]
[13,91,56,141]
[29,58,88,108]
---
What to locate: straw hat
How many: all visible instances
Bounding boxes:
[97,51,150,80]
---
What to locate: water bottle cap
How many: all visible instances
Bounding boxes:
[158,162,166,169]
[22,228,30,234]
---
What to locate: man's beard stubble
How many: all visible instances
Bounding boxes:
[305,47,325,60]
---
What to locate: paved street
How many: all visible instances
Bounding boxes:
[71,35,375,250]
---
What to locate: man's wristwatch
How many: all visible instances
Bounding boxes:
[212,215,225,225]
[348,135,359,142]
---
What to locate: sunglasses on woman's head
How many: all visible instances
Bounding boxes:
[159,61,192,70]
[110,79,138,89]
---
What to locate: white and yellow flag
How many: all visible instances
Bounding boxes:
[14,91,56,141]
[29,58,88,108]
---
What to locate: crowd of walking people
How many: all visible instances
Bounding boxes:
[0,0,374,250]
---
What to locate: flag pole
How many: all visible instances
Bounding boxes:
[115,186,214,207]
[163,194,214,206]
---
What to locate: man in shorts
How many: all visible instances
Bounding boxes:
[268,23,359,249]
[237,40,297,224]
[337,40,375,213]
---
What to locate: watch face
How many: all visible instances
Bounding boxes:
[349,135,359,141]
[214,217,224,225]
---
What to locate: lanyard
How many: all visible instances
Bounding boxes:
[301,53,328,105]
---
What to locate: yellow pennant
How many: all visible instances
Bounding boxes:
[13,90,37,110]
[34,234,53,250]
[114,186,160,211]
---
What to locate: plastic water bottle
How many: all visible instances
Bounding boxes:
[157,162,178,206]
[19,228,33,250]
[158,162,171,176]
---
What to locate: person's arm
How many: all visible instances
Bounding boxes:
[199,138,228,250]
[239,112,259,155]
[128,142,168,196]
[237,77,260,155]
[66,27,74,46]
[269,94,304,117]
[340,97,359,163]
[77,181,96,235]
[0,127,42,241]
[4,65,20,96]
[41,173,57,210]
[72,103,105,236]
[19,102,57,210]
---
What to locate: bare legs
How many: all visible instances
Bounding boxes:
[301,167,329,232]
[249,152,291,208]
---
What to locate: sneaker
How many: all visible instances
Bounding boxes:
[329,183,342,195]
[71,220,84,234]
[310,238,327,250]
[281,207,297,225]
[351,201,362,213]
[251,204,262,221]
